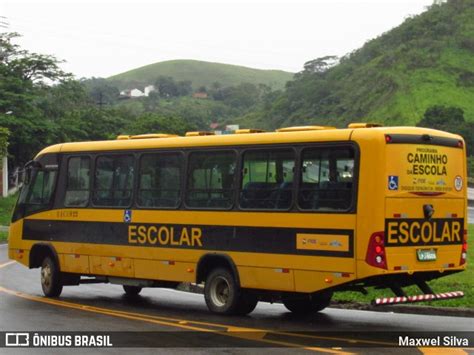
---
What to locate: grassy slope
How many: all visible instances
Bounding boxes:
[349,1,474,125]
[108,59,294,90]
[368,48,474,125]
[334,224,473,308]
[364,1,474,125]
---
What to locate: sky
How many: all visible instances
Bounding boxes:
[1,0,435,78]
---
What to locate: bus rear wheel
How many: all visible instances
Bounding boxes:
[283,292,332,314]
[235,292,258,315]
[205,268,239,314]
[123,285,142,296]
[41,256,63,297]
[204,268,258,315]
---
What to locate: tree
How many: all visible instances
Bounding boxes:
[81,77,120,106]
[126,112,195,135]
[0,127,9,157]
[176,80,192,96]
[197,85,207,93]
[301,56,338,74]
[417,105,474,156]
[0,32,71,166]
[418,105,465,127]
[155,76,179,98]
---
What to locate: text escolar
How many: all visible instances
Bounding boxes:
[128,225,203,247]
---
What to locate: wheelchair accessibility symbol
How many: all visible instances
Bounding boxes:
[388,176,398,190]
[124,210,132,223]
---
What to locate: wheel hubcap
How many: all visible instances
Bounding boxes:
[210,276,230,307]
[41,264,52,289]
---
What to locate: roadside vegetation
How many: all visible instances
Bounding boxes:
[333,224,474,308]
[0,231,7,242]
[0,193,16,226]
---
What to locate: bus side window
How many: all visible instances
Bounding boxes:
[239,149,295,210]
[298,147,354,211]
[92,155,134,207]
[185,151,236,209]
[138,153,182,208]
[64,156,90,207]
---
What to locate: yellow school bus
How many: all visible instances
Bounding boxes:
[8,124,468,314]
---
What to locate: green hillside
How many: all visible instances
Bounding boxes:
[108,59,294,90]
[251,0,474,129]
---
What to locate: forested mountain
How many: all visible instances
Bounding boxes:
[243,0,474,129]
[1,0,473,176]
[108,59,293,90]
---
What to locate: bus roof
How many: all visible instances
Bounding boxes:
[35,125,463,158]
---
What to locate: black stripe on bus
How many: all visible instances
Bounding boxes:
[22,220,354,258]
[385,134,461,148]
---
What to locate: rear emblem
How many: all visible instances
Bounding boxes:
[454,176,463,191]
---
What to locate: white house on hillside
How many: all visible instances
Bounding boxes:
[144,85,156,96]
[130,88,145,97]
[120,86,155,98]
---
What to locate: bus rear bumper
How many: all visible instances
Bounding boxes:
[372,290,464,306]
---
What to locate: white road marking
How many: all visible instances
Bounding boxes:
[160,288,204,297]
[0,260,15,269]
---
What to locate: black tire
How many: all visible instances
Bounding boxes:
[40,256,63,297]
[123,285,142,296]
[204,268,241,315]
[283,292,332,314]
[235,293,258,315]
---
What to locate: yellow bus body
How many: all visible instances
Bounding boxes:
[8,125,468,300]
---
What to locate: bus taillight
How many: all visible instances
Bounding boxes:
[460,229,468,266]
[366,232,387,269]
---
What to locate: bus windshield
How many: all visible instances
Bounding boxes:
[13,166,57,221]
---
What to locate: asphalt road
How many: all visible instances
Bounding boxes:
[0,245,473,354]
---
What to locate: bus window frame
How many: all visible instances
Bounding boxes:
[183,148,238,211]
[295,142,359,214]
[238,146,297,212]
[90,153,136,209]
[48,141,358,214]
[63,155,92,208]
[136,151,184,210]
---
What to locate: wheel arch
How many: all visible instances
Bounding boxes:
[29,243,60,270]
[196,253,240,286]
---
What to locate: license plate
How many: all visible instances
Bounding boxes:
[417,248,437,261]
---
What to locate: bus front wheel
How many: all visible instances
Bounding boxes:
[40,256,63,297]
[283,292,332,314]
